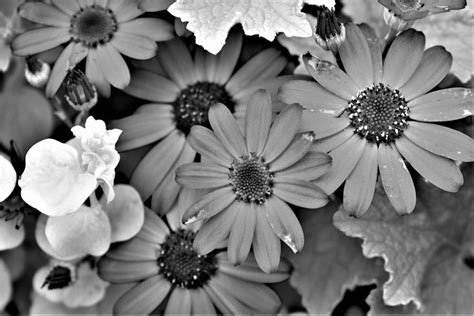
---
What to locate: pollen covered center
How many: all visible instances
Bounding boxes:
[229,153,273,204]
[70,5,117,47]
[173,82,235,134]
[347,83,409,144]
[157,229,217,289]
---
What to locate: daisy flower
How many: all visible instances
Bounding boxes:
[99,190,290,315]
[175,90,331,272]
[11,0,175,97]
[279,24,474,217]
[378,0,467,20]
[112,32,299,214]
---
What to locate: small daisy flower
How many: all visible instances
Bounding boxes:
[19,116,121,216]
[11,0,175,97]
[175,90,331,272]
[378,0,467,20]
[35,184,144,260]
[279,24,474,217]
[112,32,299,214]
[99,191,290,315]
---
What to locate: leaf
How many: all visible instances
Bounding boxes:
[414,7,473,82]
[168,0,312,54]
[341,0,389,37]
[334,164,474,312]
[287,201,383,315]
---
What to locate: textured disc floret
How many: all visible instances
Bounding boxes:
[347,83,409,144]
[229,153,274,204]
[157,229,217,289]
[70,5,117,47]
[173,82,235,134]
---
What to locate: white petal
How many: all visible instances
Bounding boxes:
[0,154,16,202]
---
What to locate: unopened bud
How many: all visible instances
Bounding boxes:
[313,5,345,52]
[383,8,414,33]
[25,56,50,88]
[41,264,76,290]
[65,69,98,111]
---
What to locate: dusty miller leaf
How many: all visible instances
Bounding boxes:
[334,164,474,312]
[288,201,383,315]
[168,0,312,54]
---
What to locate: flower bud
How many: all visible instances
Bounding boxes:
[65,69,98,111]
[383,8,414,33]
[24,56,50,88]
[313,5,345,52]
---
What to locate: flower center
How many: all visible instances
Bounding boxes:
[347,83,409,144]
[173,82,235,135]
[157,229,217,289]
[229,153,273,204]
[42,265,75,290]
[70,5,117,47]
[397,0,422,11]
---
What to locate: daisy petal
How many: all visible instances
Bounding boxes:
[277,151,332,181]
[409,88,474,122]
[404,122,474,162]
[400,46,452,100]
[176,163,229,189]
[383,29,425,88]
[106,236,158,262]
[52,0,80,15]
[190,288,216,314]
[378,144,416,215]
[228,203,256,265]
[226,48,285,96]
[96,44,131,89]
[208,103,247,158]
[124,70,179,102]
[19,139,97,217]
[263,104,302,163]
[188,126,233,167]
[114,276,171,314]
[0,155,16,202]
[303,54,359,100]
[157,38,197,89]
[46,206,111,257]
[99,258,160,283]
[194,203,239,255]
[119,18,174,42]
[86,49,111,97]
[204,280,243,314]
[135,208,170,244]
[278,80,346,112]
[314,128,353,153]
[270,132,315,172]
[138,0,174,11]
[300,109,350,139]
[264,196,304,253]
[0,220,24,251]
[112,1,144,23]
[273,179,328,209]
[182,187,235,224]
[110,33,157,60]
[165,288,191,315]
[111,105,175,151]
[313,134,365,194]
[396,137,463,192]
[338,23,373,88]
[245,89,272,155]
[252,208,281,273]
[11,27,70,56]
[102,184,144,243]
[358,24,383,83]
[131,130,184,200]
[211,31,243,84]
[18,3,71,27]
[343,142,378,217]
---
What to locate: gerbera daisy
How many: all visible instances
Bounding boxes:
[279,24,474,217]
[98,191,290,315]
[11,0,174,97]
[175,89,331,272]
[111,32,299,214]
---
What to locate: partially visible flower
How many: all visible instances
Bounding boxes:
[24,56,51,88]
[279,24,474,217]
[99,192,290,315]
[378,0,467,20]
[0,0,22,73]
[313,5,346,51]
[35,184,144,259]
[112,32,299,215]
[12,0,175,97]
[176,90,331,272]
[383,7,414,33]
[19,116,121,216]
[0,246,25,312]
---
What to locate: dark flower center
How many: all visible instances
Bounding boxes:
[347,83,409,144]
[229,153,273,204]
[157,229,217,289]
[42,265,74,290]
[65,69,98,111]
[70,5,117,47]
[173,82,235,135]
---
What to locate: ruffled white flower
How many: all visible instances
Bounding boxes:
[19,117,121,217]
[0,154,16,202]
